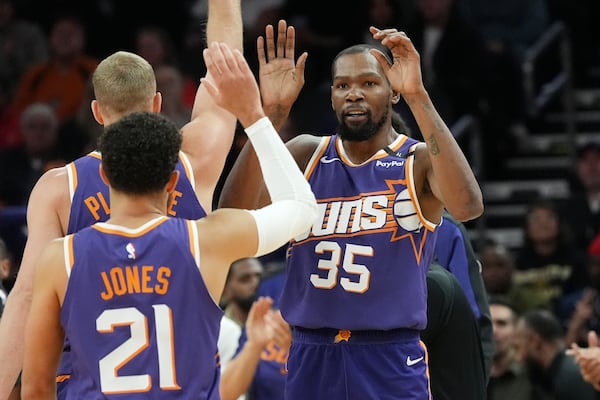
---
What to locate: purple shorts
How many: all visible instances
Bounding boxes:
[285,327,430,400]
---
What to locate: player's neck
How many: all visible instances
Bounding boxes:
[341,126,399,164]
[106,190,168,228]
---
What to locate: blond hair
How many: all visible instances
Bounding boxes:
[92,51,156,115]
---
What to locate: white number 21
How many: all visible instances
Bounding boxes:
[310,241,372,293]
[96,305,180,394]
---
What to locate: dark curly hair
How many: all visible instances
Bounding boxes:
[99,112,182,194]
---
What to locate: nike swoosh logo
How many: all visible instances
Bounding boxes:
[320,156,341,164]
[406,356,423,366]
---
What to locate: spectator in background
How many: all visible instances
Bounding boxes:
[487,297,538,400]
[480,239,532,314]
[458,0,550,155]
[458,0,549,60]
[563,142,600,252]
[10,14,97,127]
[134,25,200,112]
[155,64,191,128]
[0,0,48,149]
[220,296,291,400]
[362,0,413,49]
[0,102,65,207]
[564,233,600,347]
[514,198,587,322]
[405,0,489,129]
[134,25,179,68]
[222,258,264,328]
[0,0,48,110]
[514,309,596,399]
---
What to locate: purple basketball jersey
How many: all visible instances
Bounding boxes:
[61,217,222,399]
[281,134,439,331]
[66,151,206,234]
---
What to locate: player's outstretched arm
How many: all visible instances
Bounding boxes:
[0,169,68,398]
[180,0,243,212]
[21,239,67,400]
[370,27,483,223]
[195,42,317,301]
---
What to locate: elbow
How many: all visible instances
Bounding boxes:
[448,195,484,222]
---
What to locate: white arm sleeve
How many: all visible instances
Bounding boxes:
[244,117,317,256]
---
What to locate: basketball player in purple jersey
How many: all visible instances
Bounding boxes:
[220,27,483,399]
[0,0,245,397]
[21,42,317,399]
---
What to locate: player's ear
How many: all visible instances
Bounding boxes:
[166,170,179,193]
[153,92,162,113]
[91,100,104,125]
[99,164,109,185]
[391,91,400,104]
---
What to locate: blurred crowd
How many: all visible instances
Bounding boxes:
[1,0,600,398]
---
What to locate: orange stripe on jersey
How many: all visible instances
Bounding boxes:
[92,217,168,237]
[56,374,71,383]
[405,149,436,232]
[67,162,78,195]
[304,137,331,180]
[88,151,102,160]
[178,151,193,181]
[420,340,432,400]
[371,135,409,161]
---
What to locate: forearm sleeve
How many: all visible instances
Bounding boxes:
[244,117,317,256]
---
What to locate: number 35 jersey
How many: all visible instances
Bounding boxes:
[60,217,222,399]
[281,134,439,331]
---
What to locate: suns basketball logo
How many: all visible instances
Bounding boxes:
[392,188,422,233]
[126,242,136,260]
[294,185,422,242]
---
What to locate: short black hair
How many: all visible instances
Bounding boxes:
[521,309,564,341]
[331,44,393,80]
[577,141,600,158]
[99,112,182,194]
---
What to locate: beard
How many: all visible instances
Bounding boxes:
[524,356,552,389]
[235,294,257,313]
[337,107,388,142]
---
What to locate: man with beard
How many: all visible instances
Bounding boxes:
[222,258,264,327]
[219,25,483,399]
[514,309,596,400]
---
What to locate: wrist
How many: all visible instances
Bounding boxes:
[401,88,429,104]
[239,109,267,129]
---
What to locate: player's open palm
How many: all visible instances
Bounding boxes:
[369,27,424,97]
[202,42,263,127]
[258,20,307,113]
[246,297,275,348]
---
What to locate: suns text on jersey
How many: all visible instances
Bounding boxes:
[296,194,396,241]
[100,265,172,300]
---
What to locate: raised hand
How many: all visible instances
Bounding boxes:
[568,330,600,389]
[265,309,292,351]
[202,41,264,127]
[369,27,425,98]
[245,297,275,348]
[258,19,307,130]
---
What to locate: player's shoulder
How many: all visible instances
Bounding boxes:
[286,133,327,170]
[32,165,69,196]
[28,165,70,215]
